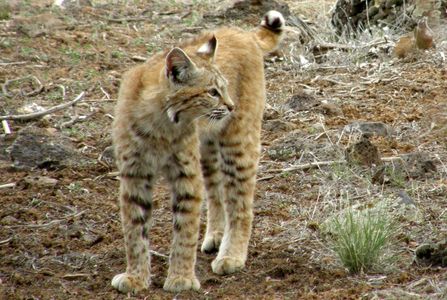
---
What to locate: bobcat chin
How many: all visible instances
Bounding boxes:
[111,10,284,294]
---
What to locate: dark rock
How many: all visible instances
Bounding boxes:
[345,137,382,167]
[400,152,437,178]
[283,91,319,112]
[415,241,447,267]
[372,152,437,185]
[330,0,426,35]
[9,127,87,170]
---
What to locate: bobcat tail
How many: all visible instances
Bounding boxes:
[255,10,285,54]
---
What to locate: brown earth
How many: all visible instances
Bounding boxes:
[1,1,446,299]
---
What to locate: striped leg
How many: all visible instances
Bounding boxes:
[200,139,225,254]
[163,149,203,292]
[212,138,258,275]
[112,174,154,294]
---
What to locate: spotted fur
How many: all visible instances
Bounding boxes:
[111,10,284,294]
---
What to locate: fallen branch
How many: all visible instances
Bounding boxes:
[0,91,85,121]
[0,237,13,245]
[312,42,357,52]
[266,156,404,174]
[4,210,86,229]
[59,109,98,129]
[2,75,44,98]
[0,61,27,66]
[266,160,345,173]
[257,175,275,181]
[0,182,16,189]
[61,273,90,280]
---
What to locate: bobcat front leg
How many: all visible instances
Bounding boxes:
[112,174,154,294]
[163,144,203,292]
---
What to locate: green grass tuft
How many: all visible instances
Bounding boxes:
[329,204,395,273]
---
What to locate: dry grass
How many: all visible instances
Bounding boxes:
[1,0,446,299]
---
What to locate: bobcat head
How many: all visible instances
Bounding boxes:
[164,36,234,125]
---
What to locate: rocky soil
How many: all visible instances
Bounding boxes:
[0,0,446,299]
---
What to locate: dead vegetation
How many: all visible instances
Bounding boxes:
[0,0,446,299]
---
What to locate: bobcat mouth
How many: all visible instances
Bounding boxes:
[207,108,230,120]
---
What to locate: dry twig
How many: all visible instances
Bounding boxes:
[0,61,27,66]
[0,91,85,121]
[0,237,13,245]
[131,55,147,62]
[59,109,99,129]
[2,75,44,98]
[61,273,90,280]
[0,182,16,189]
[266,160,345,173]
[1,120,11,134]
[266,156,404,174]
[150,250,169,259]
[4,210,86,229]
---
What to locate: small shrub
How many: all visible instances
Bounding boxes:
[328,204,395,273]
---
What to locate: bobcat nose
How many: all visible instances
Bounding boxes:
[225,97,235,112]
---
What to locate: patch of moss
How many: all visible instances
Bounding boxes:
[0,2,11,20]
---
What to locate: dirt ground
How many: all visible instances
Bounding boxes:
[1,1,446,299]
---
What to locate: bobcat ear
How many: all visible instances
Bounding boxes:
[166,47,196,84]
[197,35,217,61]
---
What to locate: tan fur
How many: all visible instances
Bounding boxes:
[111,11,284,294]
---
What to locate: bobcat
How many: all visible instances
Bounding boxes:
[111,10,284,293]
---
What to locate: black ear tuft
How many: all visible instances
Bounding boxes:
[166,48,196,84]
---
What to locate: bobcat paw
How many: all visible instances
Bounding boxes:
[111,273,148,294]
[201,231,223,254]
[211,256,245,275]
[163,274,200,292]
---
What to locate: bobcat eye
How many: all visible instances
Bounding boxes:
[208,88,220,98]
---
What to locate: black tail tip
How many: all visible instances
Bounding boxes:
[262,10,285,30]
